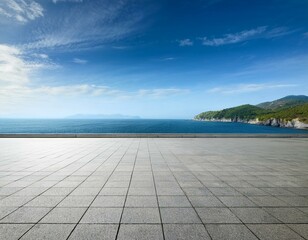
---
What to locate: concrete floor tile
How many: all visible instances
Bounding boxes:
[160,208,201,223]
[278,196,308,207]
[158,196,191,207]
[231,208,280,223]
[70,188,101,196]
[0,224,33,240]
[91,196,125,207]
[196,208,241,223]
[247,224,304,240]
[117,224,163,240]
[40,207,87,223]
[20,224,75,240]
[219,196,256,207]
[58,196,95,207]
[68,224,118,240]
[1,207,51,223]
[80,208,122,223]
[0,207,17,219]
[207,224,258,240]
[25,196,65,207]
[287,224,308,239]
[189,196,224,207]
[164,224,211,240]
[99,188,128,196]
[264,208,308,223]
[125,196,158,207]
[208,187,241,196]
[121,208,160,223]
[182,187,213,196]
[249,196,289,206]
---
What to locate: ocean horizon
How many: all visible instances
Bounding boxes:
[0,119,307,134]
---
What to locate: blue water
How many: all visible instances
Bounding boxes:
[0,119,306,134]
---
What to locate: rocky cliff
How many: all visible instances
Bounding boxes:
[197,117,308,129]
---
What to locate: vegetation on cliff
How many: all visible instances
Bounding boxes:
[256,95,308,110]
[258,104,308,123]
[195,95,308,124]
[195,105,268,121]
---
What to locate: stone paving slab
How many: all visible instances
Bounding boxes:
[0,138,307,239]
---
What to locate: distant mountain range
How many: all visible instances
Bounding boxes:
[66,114,141,119]
[194,95,308,129]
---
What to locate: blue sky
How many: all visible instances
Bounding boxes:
[0,0,307,118]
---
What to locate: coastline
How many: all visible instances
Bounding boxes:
[194,118,308,130]
[1,133,308,138]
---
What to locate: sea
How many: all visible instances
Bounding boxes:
[0,119,307,134]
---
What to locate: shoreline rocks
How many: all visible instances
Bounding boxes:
[195,118,308,129]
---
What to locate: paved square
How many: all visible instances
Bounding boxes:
[0,137,307,239]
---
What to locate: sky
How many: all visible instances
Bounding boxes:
[0,0,307,118]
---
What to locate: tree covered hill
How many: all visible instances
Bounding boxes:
[195,95,308,125]
[257,95,308,110]
[258,103,308,123]
[195,105,268,121]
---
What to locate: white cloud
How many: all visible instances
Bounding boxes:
[208,83,297,94]
[0,44,34,85]
[73,58,88,64]
[0,0,43,23]
[0,44,189,112]
[202,26,267,46]
[178,39,193,46]
[0,44,57,86]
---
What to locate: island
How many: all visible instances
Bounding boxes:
[194,95,308,129]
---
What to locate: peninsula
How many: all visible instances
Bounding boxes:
[195,95,308,129]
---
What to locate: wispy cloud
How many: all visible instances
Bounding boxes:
[161,57,176,61]
[52,0,83,3]
[73,58,88,64]
[226,55,308,78]
[202,26,267,46]
[208,83,297,94]
[178,39,193,46]
[137,88,189,98]
[22,0,149,50]
[202,26,294,46]
[32,53,49,59]
[0,0,43,23]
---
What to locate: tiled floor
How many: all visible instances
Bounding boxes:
[0,138,307,240]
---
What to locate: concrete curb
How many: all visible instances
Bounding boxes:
[0,133,307,138]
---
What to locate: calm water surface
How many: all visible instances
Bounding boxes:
[0,119,307,134]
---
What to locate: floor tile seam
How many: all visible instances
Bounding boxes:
[16,140,122,240]
[115,139,141,240]
[65,140,133,240]
[153,140,212,240]
[147,139,166,240]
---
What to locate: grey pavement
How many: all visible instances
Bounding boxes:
[0,138,307,240]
